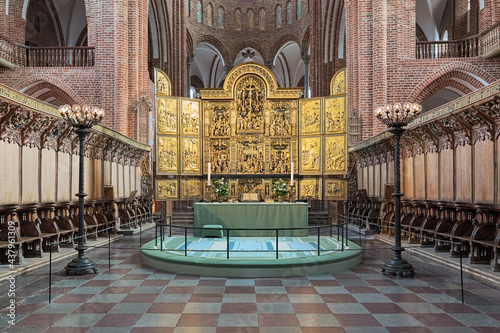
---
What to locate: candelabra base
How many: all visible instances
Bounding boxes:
[64,256,98,275]
[381,257,415,278]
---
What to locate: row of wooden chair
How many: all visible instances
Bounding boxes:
[0,201,117,265]
[347,199,500,272]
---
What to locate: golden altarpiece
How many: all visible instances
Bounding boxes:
[154,63,348,202]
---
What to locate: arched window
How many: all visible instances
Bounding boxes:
[197,1,202,23]
[259,9,266,30]
[296,0,301,19]
[207,3,213,26]
[235,9,242,30]
[186,0,190,16]
[217,7,224,28]
[276,5,282,28]
[287,2,292,24]
[248,10,254,30]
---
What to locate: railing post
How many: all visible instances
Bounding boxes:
[276,229,279,259]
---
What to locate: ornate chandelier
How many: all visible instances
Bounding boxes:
[375,103,421,128]
[59,104,104,128]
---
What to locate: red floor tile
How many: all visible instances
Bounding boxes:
[54,294,95,303]
[100,286,136,294]
[405,286,441,294]
[16,314,66,327]
[309,280,341,286]
[335,314,382,327]
[320,294,358,303]
[163,286,196,294]
[189,293,224,303]
[225,286,255,294]
[220,303,257,313]
[177,313,219,327]
[302,328,345,333]
[362,302,407,314]
[120,274,151,280]
[256,294,290,303]
[386,327,432,333]
[432,302,479,313]
[121,293,158,303]
[72,302,117,314]
[102,268,132,274]
[385,293,426,303]
[292,303,332,314]
[255,279,283,286]
[130,328,174,333]
[147,302,186,313]
[216,327,259,333]
[94,313,142,327]
[258,313,300,326]
[83,279,115,286]
[285,287,318,294]
[365,279,399,286]
[345,286,380,294]
[411,313,465,327]
[197,279,227,286]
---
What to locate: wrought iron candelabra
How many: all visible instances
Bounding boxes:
[59,104,104,275]
[375,103,421,277]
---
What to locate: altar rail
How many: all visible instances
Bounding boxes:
[416,22,500,59]
[153,222,349,259]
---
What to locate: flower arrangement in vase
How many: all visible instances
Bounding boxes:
[273,178,288,203]
[213,178,229,202]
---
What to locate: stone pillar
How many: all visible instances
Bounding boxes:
[301,52,310,98]
[187,53,194,97]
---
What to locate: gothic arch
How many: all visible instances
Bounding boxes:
[230,41,266,63]
[408,61,497,102]
[194,35,230,64]
[267,33,301,61]
[16,75,86,105]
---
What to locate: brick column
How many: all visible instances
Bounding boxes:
[372,0,387,134]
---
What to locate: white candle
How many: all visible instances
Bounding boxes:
[291,162,294,186]
[208,162,211,186]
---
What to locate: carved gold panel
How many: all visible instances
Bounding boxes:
[157,135,178,174]
[181,179,202,199]
[205,101,232,137]
[181,137,201,174]
[156,179,178,200]
[209,138,231,174]
[324,179,347,200]
[324,135,347,174]
[300,136,322,174]
[237,136,264,174]
[330,68,346,96]
[155,68,171,96]
[300,178,322,200]
[324,96,346,134]
[181,99,200,135]
[270,138,291,174]
[238,178,264,200]
[269,100,296,136]
[299,98,322,135]
[236,74,265,134]
[156,97,178,135]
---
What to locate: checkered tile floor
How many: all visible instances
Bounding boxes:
[1,227,500,332]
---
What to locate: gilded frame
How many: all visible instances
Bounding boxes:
[299,136,322,175]
[156,135,178,174]
[180,179,202,199]
[324,135,347,174]
[299,97,322,135]
[156,96,178,135]
[181,136,201,174]
[324,179,348,200]
[299,178,322,200]
[180,98,201,136]
[155,179,178,200]
[323,96,346,134]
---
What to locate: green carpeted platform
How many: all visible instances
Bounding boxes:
[141,236,362,277]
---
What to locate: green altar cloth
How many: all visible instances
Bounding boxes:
[193,202,308,237]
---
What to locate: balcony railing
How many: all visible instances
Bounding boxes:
[0,35,94,67]
[416,21,500,59]
[27,46,95,67]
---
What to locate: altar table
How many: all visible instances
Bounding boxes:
[193,202,308,237]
